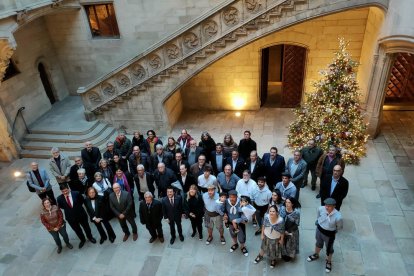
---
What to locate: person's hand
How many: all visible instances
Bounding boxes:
[261,234,264,240]
[223,214,228,221]
[122,156,127,159]
[59,176,66,180]
[182,214,187,219]
[119,214,125,219]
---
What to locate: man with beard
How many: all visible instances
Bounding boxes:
[185,139,204,166]
[262,147,285,190]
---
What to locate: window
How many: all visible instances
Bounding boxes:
[85,3,120,38]
[2,59,20,82]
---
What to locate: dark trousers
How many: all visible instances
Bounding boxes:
[303,167,317,187]
[146,222,163,238]
[38,189,56,205]
[68,216,93,242]
[49,224,70,247]
[119,216,138,235]
[168,218,182,238]
[189,215,203,236]
[292,180,302,200]
[93,219,116,240]
[254,204,269,227]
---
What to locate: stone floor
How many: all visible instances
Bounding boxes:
[0,102,413,276]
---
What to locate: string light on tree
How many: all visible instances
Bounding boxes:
[287,38,368,164]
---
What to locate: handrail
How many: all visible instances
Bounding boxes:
[10,107,31,138]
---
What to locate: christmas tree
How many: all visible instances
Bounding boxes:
[287,38,368,164]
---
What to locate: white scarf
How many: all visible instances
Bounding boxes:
[227,198,240,215]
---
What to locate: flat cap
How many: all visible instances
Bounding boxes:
[207,184,216,190]
[323,198,337,205]
[228,190,238,196]
[282,172,291,178]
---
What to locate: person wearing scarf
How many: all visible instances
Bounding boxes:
[144,129,163,155]
[223,190,249,257]
[114,131,132,160]
[253,204,284,268]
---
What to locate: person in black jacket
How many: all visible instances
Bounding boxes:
[199,131,216,163]
[162,186,184,244]
[57,183,96,249]
[320,165,349,211]
[81,141,102,171]
[225,150,245,178]
[134,164,155,200]
[132,131,145,152]
[245,150,265,182]
[154,163,177,198]
[70,157,94,183]
[69,168,93,195]
[84,187,116,244]
[183,185,204,240]
[238,130,257,161]
[111,153,128,173]
[139,191,164,243]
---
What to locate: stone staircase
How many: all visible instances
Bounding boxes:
[77,0,309,129]
[20,120,117,159]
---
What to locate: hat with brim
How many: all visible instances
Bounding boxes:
[207,185,216,190]
[324,198,336,206]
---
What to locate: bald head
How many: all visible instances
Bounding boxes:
[112,183,121,194]
[333,165,343,179]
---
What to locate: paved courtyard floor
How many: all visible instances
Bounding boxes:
[0,105,413,276]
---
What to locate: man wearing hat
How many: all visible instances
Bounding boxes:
[223,190,249,257]
[202,184,225,245]
[320,165,349,211]
[274,173,297,201]
[307,198,343,273]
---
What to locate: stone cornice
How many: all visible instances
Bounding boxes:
[378,35,414,54]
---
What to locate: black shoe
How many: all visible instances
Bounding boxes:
[57,246,62,254]
[149,237,156,243]
[66,243,73,249]
[316,193,321,199]
[79,240,86,249]
[89,238,97,244]
[254,229,261,236]
[199,235,203,241]
[179,235,184,242]
[301,183,307,188]
[159,236,164,243]
[170,237,176,245]
[311,186,316,191]
[99,238,106,244]
[191,232,196,238]
[109,237,116,243]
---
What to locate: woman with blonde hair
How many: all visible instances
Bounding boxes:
[183,184,204,240]
[222,134,238,159]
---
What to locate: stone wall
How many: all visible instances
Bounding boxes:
[180,8,380,110]
[0,17,69,141]
[164,88,183,129]
[43,0,226,94]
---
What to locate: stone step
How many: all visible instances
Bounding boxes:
[24,122,111,142]
[20,131,118,159]
[21,127,117,152]
[29,120,101,135]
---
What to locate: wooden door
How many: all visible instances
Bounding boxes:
[281,45,306,107]
[384,53,414,104]
[260,48,269,106]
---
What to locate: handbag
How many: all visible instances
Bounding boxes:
[27,173,36,193]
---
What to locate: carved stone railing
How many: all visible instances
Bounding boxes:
[78,0,308,116]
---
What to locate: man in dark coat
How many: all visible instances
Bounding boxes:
[153,162,177,198]
[57,183,96,248]
[170,152,189,177]
[320,165,349,211]
[238,130,257,161]
[128,146,150,176]
[151,144,173,172]
[185,139,204,166]
[134,164,155,200]
[81,141,101,171]
[300,139,323,190]
[109,183,138,242]
[245,150,265,182]
[262,147,286,190]
[139,192,164,243]
[162,186,184,244]
[70,157,94,183]
[210,143,225,175]
[225,150,245,178]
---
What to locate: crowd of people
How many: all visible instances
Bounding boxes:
[28,129,349,273]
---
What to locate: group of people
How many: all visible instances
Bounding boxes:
[28,129,349,272]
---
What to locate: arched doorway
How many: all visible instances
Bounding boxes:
[260,44,306,107]
[383,52,414,110]
[38,63,56,104]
